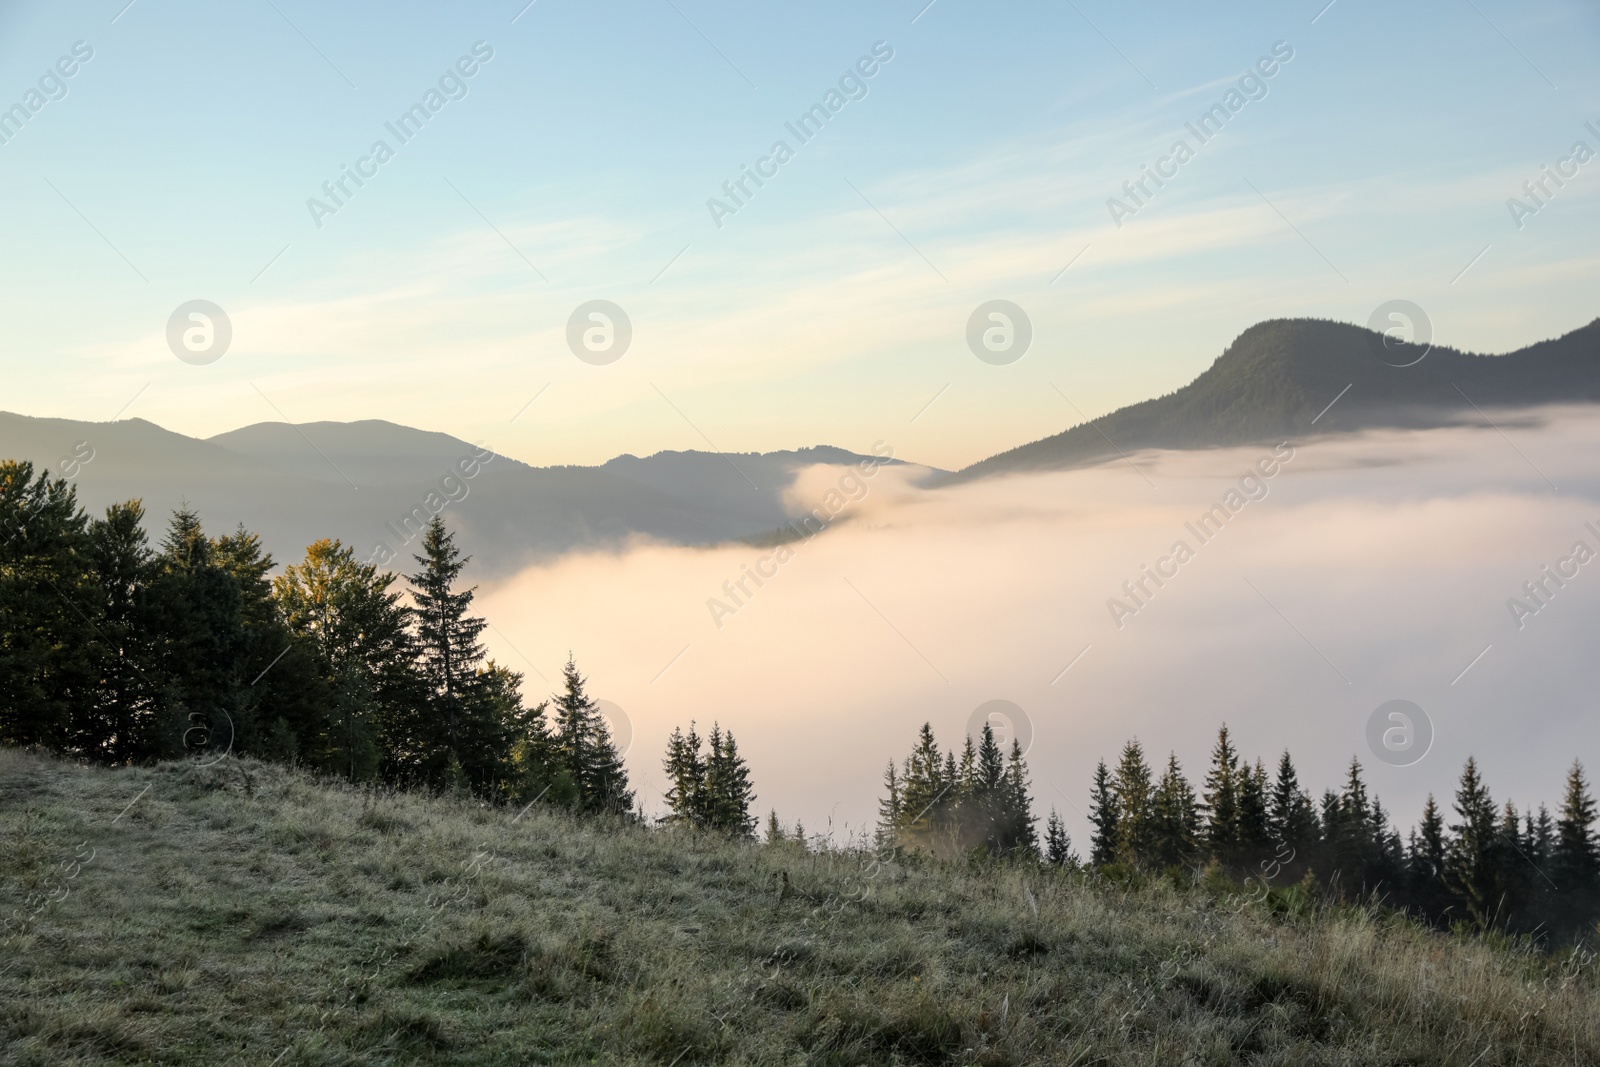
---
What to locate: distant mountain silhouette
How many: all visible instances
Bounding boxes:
[0,414,923,578]
[955,317,1600,480]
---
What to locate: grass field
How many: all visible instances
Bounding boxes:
[3,747,1598,1065]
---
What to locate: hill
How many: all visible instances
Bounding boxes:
[956,316,1600,480]
[3,749,1597,1065]
[0,414,923,578]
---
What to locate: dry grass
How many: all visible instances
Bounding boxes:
[2,746,1597,1065]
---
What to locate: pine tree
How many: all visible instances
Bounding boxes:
[998,738,1038,856]
[876,761,901,845]
[1044,808,1076,867]
[1553,761,1599,926]
[662,723,707,825]
[406,517,489,776]
[83,501,160,763]
[1235,758,1274,867]
[550,656,633,814]
[1446,757,1504,929]
[705,724,757,837]
[1202,725,1241,867]
[1087,759,1120,867]
[899,723,946,836]
[1268,751,1320,862]
[0,462,99,751]
[765,809,786,844]
[1148,753,1201,870]
[1112,739,1155,867]
[1407,793,1452,920]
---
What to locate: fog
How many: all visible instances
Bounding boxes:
[479,409,1600,848]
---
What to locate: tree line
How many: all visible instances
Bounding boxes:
[0,460,636,813]
[5,457,1595,943]
[876,719,1599,944]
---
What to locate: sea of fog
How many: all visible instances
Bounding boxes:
[479,408,1600,849]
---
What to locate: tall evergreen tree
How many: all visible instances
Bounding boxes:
[1553,761,1600,926]
[705,724,757,837]
[1446,757,1505,929]
[82,501,161,763]
[406,517,490,778]
[1087,759,1120,867]
[1148,753,1201,870]
[1268,750,1320,863]
[0,461,98,751]
[1202,724,1241,866]
[549,656,633,814]
[1044,808,1076,867]
[1112,739,1155,867]
[997,737,1038,856]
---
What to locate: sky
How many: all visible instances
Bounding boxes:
[1,0,1598,471]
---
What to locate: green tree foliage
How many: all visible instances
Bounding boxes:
[1087,759,1119,867]
[549,656,633,815]
[878,722,1038,858]
[661,721,756,836]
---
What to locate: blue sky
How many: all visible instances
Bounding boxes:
[1,0,1597,469]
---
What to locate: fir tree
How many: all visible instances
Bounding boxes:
[998,738,1039,856]
[1044,808,1076,867]
[662,722,706,825]
[1268,750,1320,862]
[1202,724,1241,866]
[1148,753,1201,870]
[1446,757,1504,929]
[1087,759,1120,867]
[705,724,757,837]
[1554,761,1600,923]
[1112,739,1155,867]
[550,656,633,814]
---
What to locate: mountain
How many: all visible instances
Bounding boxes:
[0,414,922,578]
[955,316,1600,480]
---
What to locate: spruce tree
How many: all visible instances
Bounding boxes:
[407,517,488,775]
[1112,739,1155,867]
[1148,753,1201,870]
[998,738,1038,856]
[1044,808,1076,867]
[705,724,757,837]
[876,761,901,845]
[550,656,633,814]
[662,722,707,826]
[1553,761,1599,925]
[1087,759,1120,867]
[1446,757,1504,929]
[1269,751,1320,862]
[766,809,786,844]
[83,501,161,763]
[1202,725,1241,867]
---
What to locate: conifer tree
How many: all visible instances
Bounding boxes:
[1148,753,1201,870]
[997,737,1039,856]
[1087,759,1120,867]
[1554,761,1599,923]
[662,722,707,825]
[706,724,757,836]
[550,656,633,814]
[766,809,786,844]
[876,761,901,845]
[1202,724,1241,866]
[407,517,488,773]
[1268,751,1320,862]
[1446,757,1504,929]
[1112,739,1155,867]
[1235,758,1274,866]
[1044,808,1076,867]
[83,501,160,763]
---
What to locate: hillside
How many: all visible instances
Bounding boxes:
[956,316,1600,480]
[0,414,922,578]
[3,750,1597,1066]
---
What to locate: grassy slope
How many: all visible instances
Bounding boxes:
[3,750,1598,1066]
